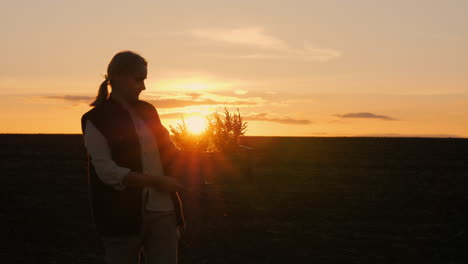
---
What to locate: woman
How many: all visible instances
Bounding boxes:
[81,50,184,264]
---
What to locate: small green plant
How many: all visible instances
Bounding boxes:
[169,118,209,152]
[169,108,248,153]
[205,108,248,152]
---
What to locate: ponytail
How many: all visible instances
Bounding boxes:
[90,78,109,107]
[90,51,147,107]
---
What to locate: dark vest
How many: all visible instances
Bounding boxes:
[81,96,184,237]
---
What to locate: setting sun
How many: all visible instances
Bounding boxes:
[185,115,207,134]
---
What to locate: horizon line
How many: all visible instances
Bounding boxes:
[0,133,465,139]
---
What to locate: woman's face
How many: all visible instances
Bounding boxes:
[113,64,147,103]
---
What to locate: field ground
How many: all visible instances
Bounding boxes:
[2,135,468,263]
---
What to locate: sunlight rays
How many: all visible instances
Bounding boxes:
[184,115,208,134]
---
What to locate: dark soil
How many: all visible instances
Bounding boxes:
[2,135,468,263]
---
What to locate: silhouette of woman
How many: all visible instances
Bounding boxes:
[81,50,184,264]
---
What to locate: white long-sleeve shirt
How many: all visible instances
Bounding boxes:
[83,104,174,212]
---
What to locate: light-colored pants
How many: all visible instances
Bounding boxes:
[101,210,179,264]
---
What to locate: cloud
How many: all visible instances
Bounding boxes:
[234,90,248,95]
[285,43,342,62]
[186,92,202,99]
[147,98,256,108]
[144,90,266,108]
[36,91,260,109]
[39,95,93,105]
[190,27,285,49]
[194,45,341,62]
[159,112,187,119]
[245,113,312,125]
[210,90,267,99]
[160,110,313,125]
[209,90,285,106]
[335,112,396,120]
[190,27,341,62]
[42,95,93,101]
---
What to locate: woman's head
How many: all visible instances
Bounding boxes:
[90,51,148,106]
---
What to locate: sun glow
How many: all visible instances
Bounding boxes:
[185,115,207,134]
[152,76,244,93]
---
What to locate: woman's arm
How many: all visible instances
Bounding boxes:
[84,120,183,191]
[84,120,130,190]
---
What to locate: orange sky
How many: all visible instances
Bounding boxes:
[1,0,467,137]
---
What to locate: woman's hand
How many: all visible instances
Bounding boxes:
[122,172,184,192]
[154,176,185,192]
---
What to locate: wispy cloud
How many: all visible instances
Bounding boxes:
[39,95,93,105]
[245,113,311,125]
[190,27,285,49]
[210,90,271,99]
[189,27,341,62]
[335,112,396,120]
[34,92,260,109]
[195,49,340,61]
[161,110,313,125]
[147,98,256,108]
[43,95,93,101]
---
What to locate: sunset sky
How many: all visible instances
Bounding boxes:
[1,0,467,137]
